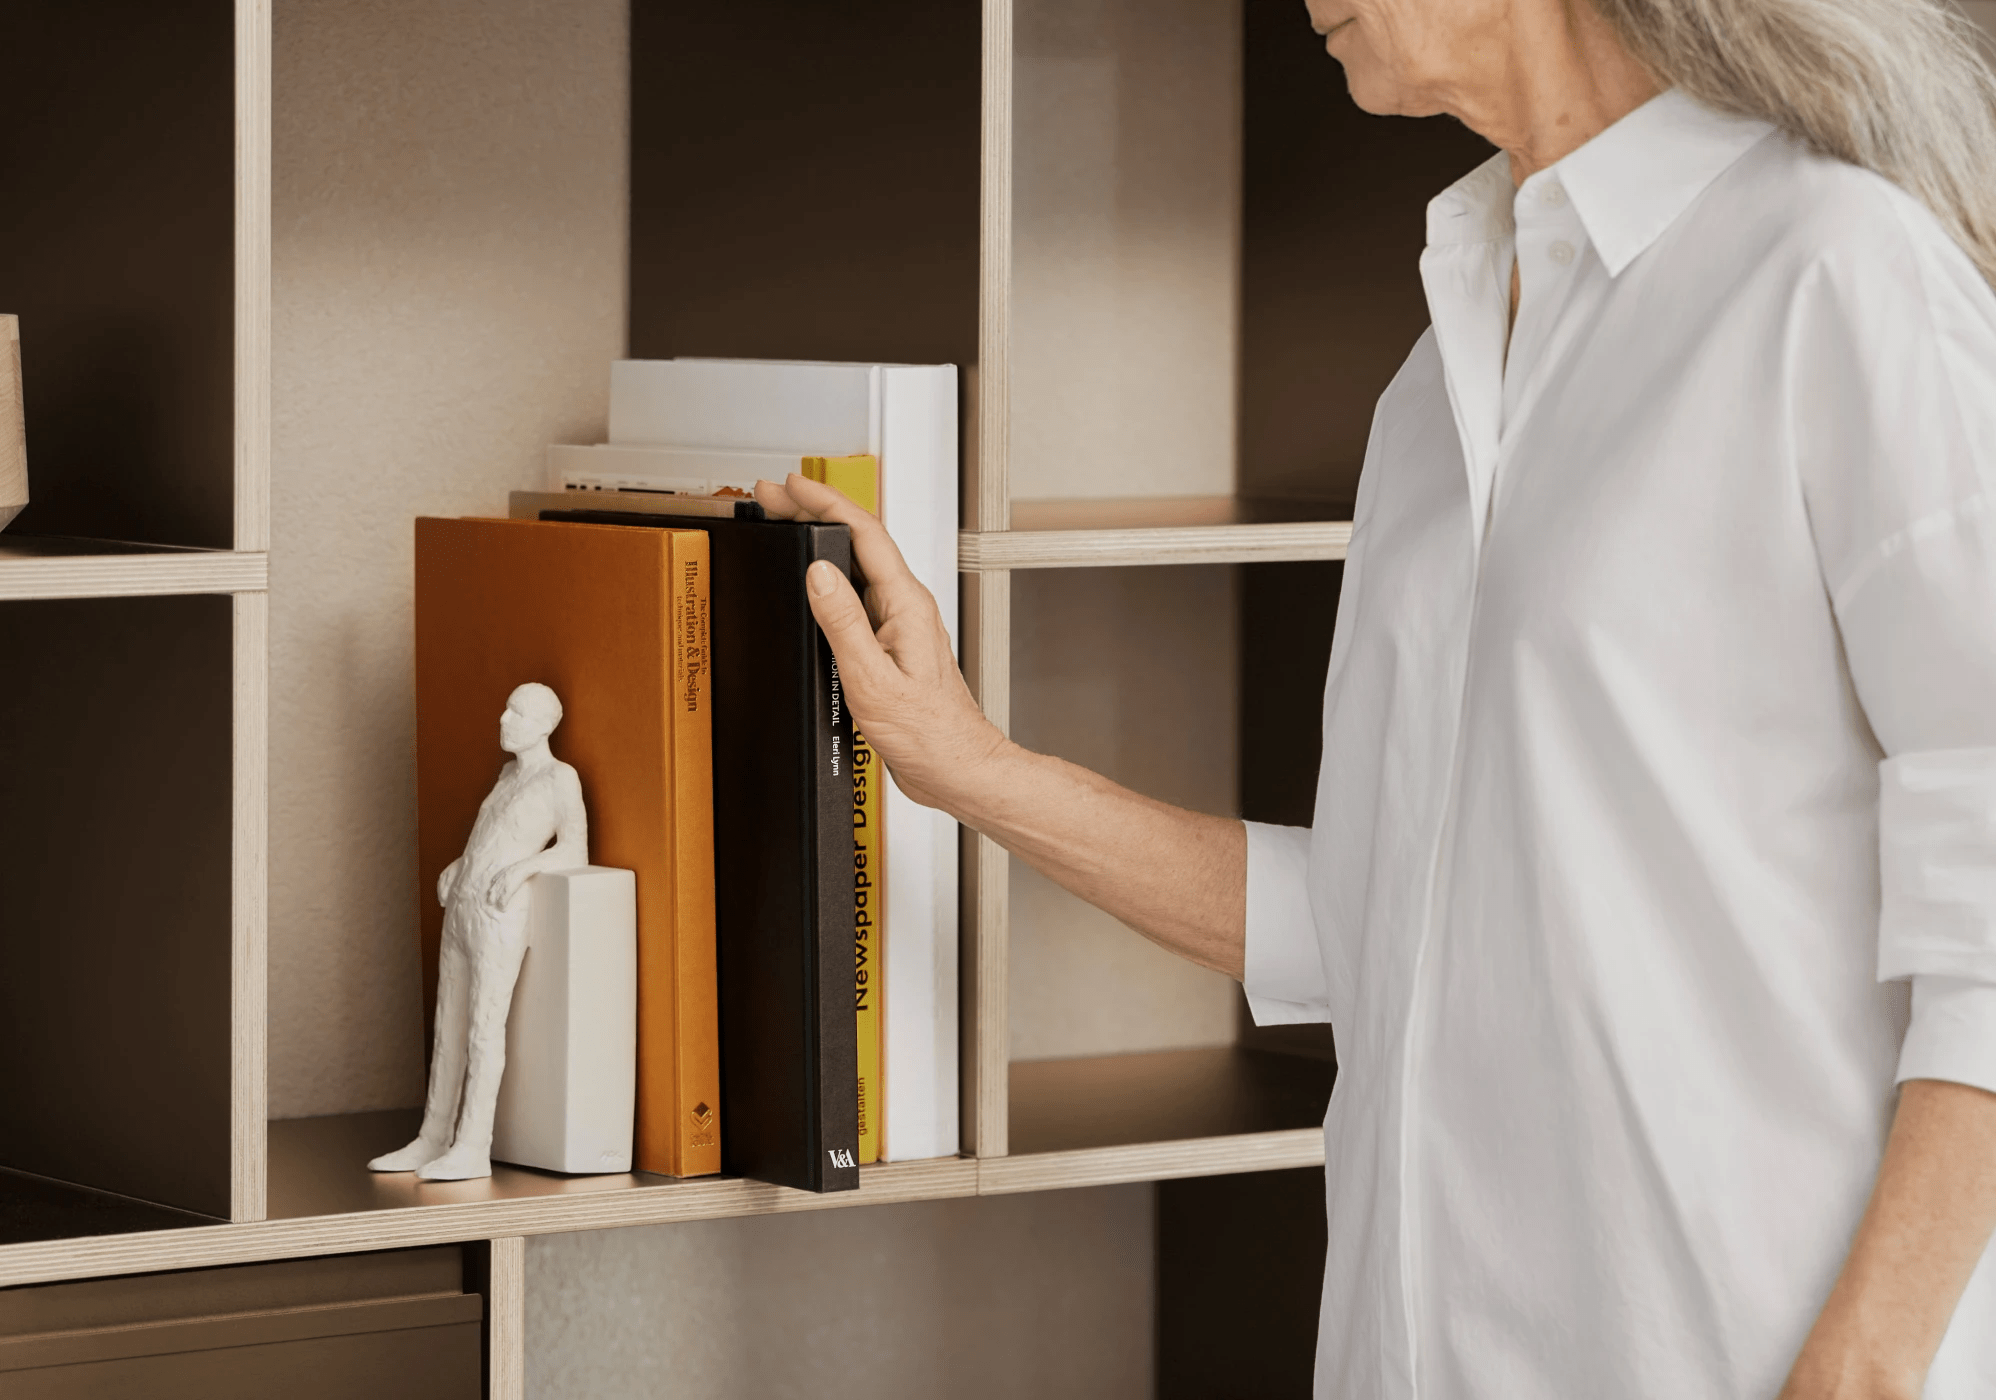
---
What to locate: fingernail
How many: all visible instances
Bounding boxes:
[808,561,836,597]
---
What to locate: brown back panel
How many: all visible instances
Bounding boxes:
[629,0,982,368]
[0,0,236,548]
[1239,0,1492,502]
[0,596,235,1216]
[1157,1166,1328,1399]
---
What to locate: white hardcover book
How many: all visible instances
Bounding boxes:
[492,867,638,1175]
[606,357,961,1160]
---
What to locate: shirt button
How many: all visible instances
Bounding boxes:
[1541,182,1568,207]
[1549,240,1576,266]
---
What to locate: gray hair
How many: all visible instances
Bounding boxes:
[1589,0,1996,283]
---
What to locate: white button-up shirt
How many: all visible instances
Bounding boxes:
[1245,89,1996,1398]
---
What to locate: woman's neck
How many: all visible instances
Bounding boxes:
[1451,2,1662,185]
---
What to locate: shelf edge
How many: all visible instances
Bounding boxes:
[0,551,269,602]
[0,1157,976,1289]
[977,1128,1325,1196]
[957,523,1351,571]
[0,1129,1332,1288]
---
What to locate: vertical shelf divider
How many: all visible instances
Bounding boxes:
[486,1237,527,1400]
[962,0,1015,1160]
[230,0,273,1224]
[232,590,270,1223]
[234,0,272,553]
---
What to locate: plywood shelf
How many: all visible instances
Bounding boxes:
[0,538,268,600]
[0,1090,1332,1289]
[985,1048,1332,1194]
[979,1129,1326,1196]
[0,1167,217,1250]
[959,498,1352,571]
[1006,1047,1334,1156]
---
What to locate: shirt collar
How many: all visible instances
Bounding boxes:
[1425,89,1777,275]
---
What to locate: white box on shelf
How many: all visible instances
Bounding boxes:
[492,866,638,1175]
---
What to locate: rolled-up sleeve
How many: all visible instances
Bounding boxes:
[1880,751,1996,1092]
[1796,213,1996,1092]
[1244,820,1331,1025]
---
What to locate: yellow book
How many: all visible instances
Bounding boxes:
[852,728,883,1164]
[803,453,879,515]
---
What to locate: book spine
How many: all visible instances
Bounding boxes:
[878,366,961,1160]
[670,530,722,1176]
[810,527,862,1192]
[853,729,882,1166]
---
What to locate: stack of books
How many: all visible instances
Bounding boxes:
[415,360,959,1193]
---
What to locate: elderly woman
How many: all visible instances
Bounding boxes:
[762,0,1996,1394]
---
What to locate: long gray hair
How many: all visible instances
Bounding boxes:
[1590,0,1996,283]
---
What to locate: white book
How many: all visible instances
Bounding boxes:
[492,867,638,1175]
[605,357,961,1162]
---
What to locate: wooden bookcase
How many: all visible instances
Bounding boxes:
[0,0,1486,1392]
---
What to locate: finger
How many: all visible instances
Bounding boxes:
[782,473,923,597]
[806,557,904,696]
[754,477,808,520]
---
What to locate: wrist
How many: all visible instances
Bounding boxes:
[1788,1295,1931,1400]
[925,727,1023,828]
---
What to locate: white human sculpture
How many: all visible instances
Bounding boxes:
[371,682,588,1181]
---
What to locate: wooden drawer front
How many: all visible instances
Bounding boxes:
[4,1315,483,1399]
[0,1246,482,1395]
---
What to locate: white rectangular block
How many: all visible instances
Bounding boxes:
[547,441,802,494]
[493,867,637,1175]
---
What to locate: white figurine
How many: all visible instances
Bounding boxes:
[371,682,588,1181]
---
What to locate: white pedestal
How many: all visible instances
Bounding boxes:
[492,867,637,1174]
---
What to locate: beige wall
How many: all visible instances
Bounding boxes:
[528,1185,1155,1400]
[1010,567,1242,1061]
[1010,0,1241,502]
[271,0,630,1117]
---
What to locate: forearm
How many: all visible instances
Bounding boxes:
[1785,1078,1996,1397]
[942,740,1246,980]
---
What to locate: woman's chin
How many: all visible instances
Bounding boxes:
[1341,66,1446,121]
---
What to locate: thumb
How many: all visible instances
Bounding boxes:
[807,560,895,689]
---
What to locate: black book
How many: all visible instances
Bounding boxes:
[544,506,860,1194]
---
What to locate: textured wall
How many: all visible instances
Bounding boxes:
[1009,0,1241,502]
[270,0,629,1117]
[1010,567,1242,1061]
[528,1185,1155,1400]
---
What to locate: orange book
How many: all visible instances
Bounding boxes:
[414,516,720,1178]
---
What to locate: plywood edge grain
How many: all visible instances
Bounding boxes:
[233,0,272,552]
[958,521,1353,571]
[972,0,1013,532]
[485,1237,525,1400]
[231,593,270,1222]
[976,1128,1325,1196]
[958,573,1010,1158]
[0,1158,980,1289]
[0,551,268,600]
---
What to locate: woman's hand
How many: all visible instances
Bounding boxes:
[754,473,1010,818]
[755,472,1249,980]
